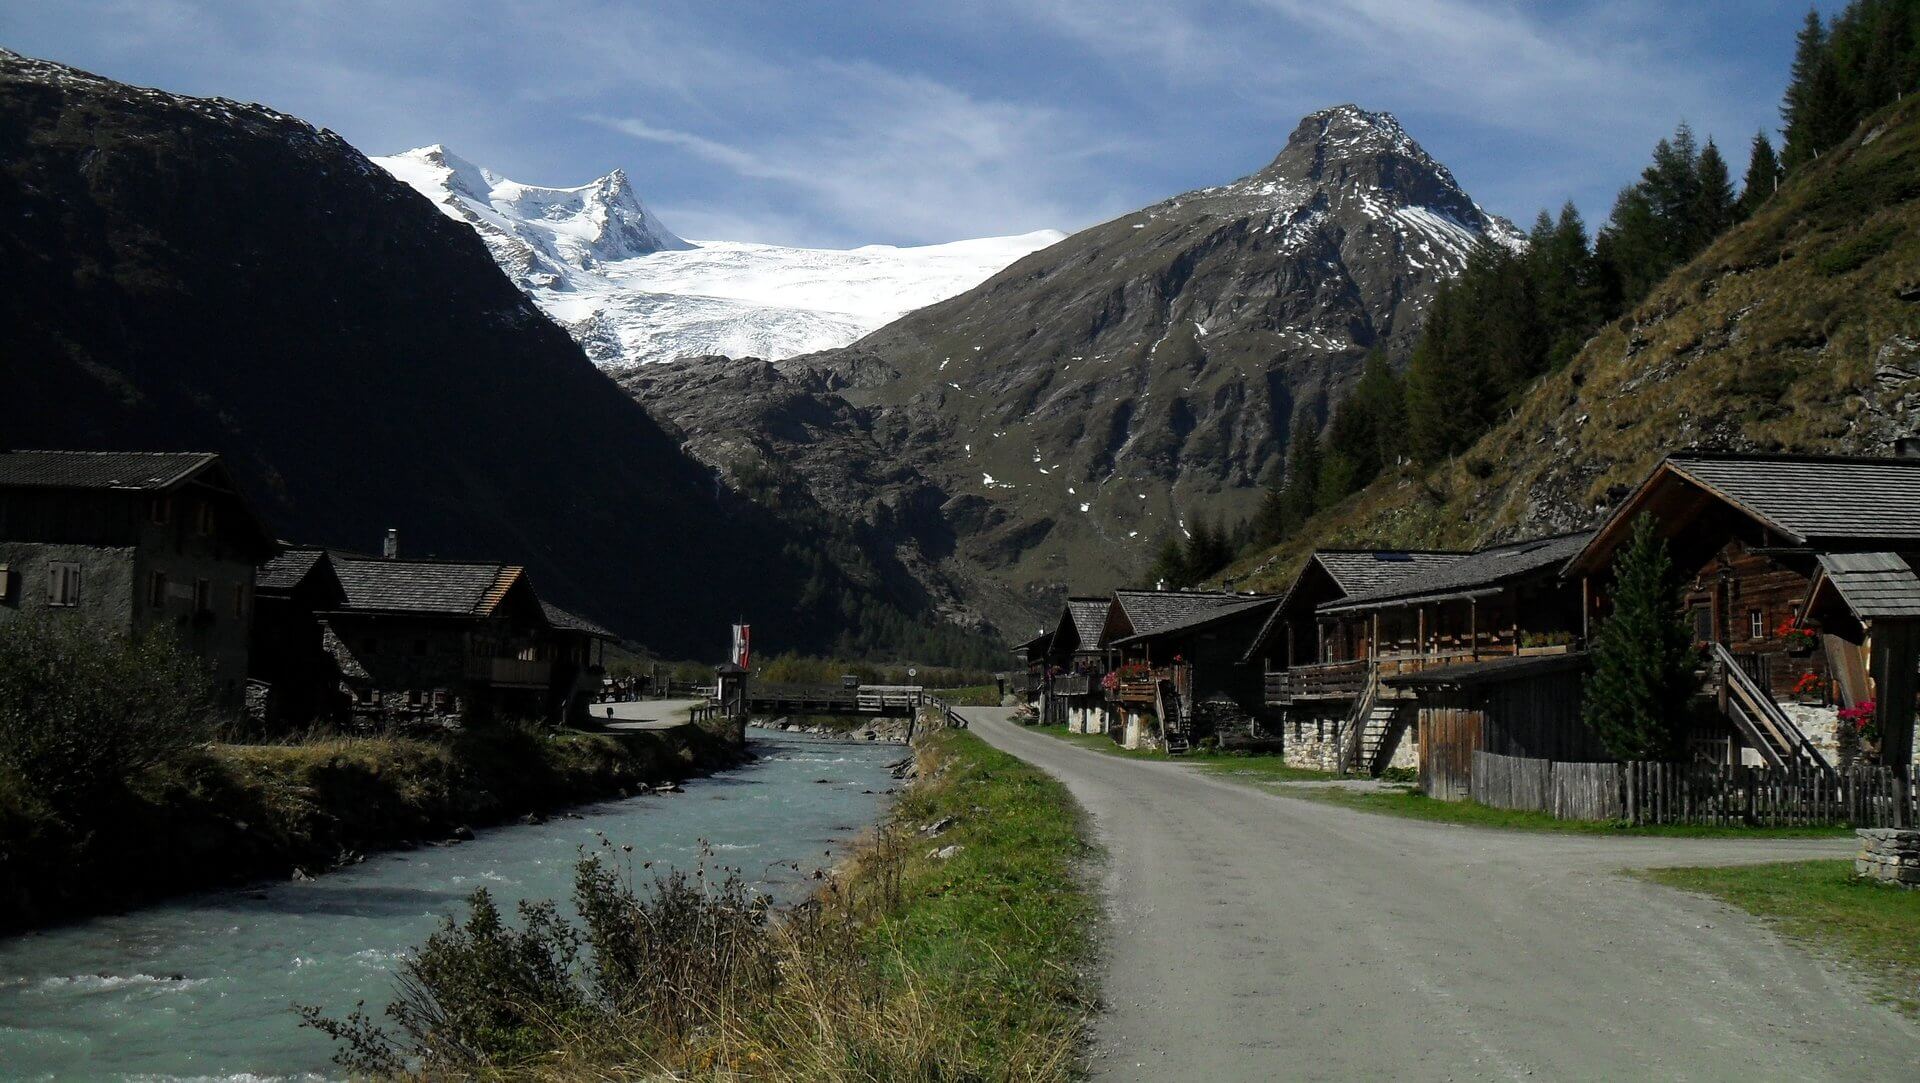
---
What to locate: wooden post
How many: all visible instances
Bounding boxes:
[1580,576,1591,644]
[1468,599,1478,663]
[1417,606,1428,662]
[1871,618,1919,826]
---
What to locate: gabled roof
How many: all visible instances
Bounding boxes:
[1809,552,1920,621]
[541,600,617,639]
[1062,596,1113,652]
[0,450,219,491]
[1320,532,1593,613]
[1567,453,1920,576]
[331,556,527,617]
[1242,548,1468,663]
[1309,550,1467,597]
[257,547,330,592]
[1111,593,1278,647]
[1113,589,1249,637]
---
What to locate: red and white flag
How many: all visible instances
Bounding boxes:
[731,623,751,669]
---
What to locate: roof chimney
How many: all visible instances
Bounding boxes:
[382,528,399,560]
[1898,436,1920,460]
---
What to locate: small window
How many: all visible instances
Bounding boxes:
[194,501,215,536]
[47,562,81,607]
[233,584,250,619]
[149,571,168,607]
[148,497,172,525]
[407,689,423,707]
[194,578,212,615]
[1749,609,1764,640]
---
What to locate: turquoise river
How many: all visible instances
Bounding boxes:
[0,730,902,1081]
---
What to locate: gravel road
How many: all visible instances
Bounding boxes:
[962,707,1919,1081]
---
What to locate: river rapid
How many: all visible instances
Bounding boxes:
[0,730,902,1081]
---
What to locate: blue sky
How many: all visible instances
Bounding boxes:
[1,1,1845,248]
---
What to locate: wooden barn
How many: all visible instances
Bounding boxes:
[1103,590,1276,750]
[1040,596,1119,733]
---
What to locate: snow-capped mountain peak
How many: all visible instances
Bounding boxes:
[373,146,1060,366]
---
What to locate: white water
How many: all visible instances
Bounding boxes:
[0,732,901,1081]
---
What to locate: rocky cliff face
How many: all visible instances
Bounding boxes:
[0,50,966,659]
[638,106,1520,636]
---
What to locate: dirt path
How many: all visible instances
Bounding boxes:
[962,708,1918,1081]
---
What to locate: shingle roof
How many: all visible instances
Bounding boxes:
[1113,589,1251,637]
[1065,597,1112,651]
[1667,455,1920,544]
[1814,552,1920,620]
[332,557,524,617]
[1311,550,1467,597]
[1321,532,1594,613]
[1111,594,1278,647]
[541,600,617,639]
[257,547,328,592]
[0,450,218,490]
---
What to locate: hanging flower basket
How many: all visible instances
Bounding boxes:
[1776,617,1818,655]
[1791,671,1824,705]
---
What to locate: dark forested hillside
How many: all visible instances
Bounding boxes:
[0,50,994,664]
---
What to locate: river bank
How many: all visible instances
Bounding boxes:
[322,715,1098,1079]
[0,727,898,1079]
[0,716,747,935]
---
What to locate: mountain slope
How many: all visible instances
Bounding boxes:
[374,146,1061,366]
[1232,92,1920,589]
[638,106,1521,635]
[0,50,982,661]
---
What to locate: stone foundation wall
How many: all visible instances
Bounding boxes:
[1281,710,1344,772]
[1855,828,1920,888]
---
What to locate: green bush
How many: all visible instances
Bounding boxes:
[0,619,213,820]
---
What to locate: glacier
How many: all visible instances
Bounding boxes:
[374,145,1061,366]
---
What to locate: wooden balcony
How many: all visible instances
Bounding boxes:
[1267,659,1369,704]
[1113,679,1159,705]
[1050,674,1092,697]
[465,657,553,688]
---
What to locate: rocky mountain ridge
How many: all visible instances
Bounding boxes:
[637,105,1523,636]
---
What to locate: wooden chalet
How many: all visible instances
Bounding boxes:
[1010,629,1052,713]
[1109,592,1280,751]
[1565,453,1920,771]
[1041,596,1119,733]
[252,546,350,725]
[1272,533,1594,786]
[1104,589,1278,751]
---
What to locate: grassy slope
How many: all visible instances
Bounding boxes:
[1642,860,1920,1014]
[0,720,743,933]
[1231,95,1920,590]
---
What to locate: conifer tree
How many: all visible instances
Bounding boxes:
[1691,138,1738,247]
[1583,515,1698,761]
[1280,422,1324,530]
[1737,131,1782,217]
[1149,535,1192,589]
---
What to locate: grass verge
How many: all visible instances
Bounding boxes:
[312,725,1097,1080]
[1283,784,1854,838]
[1640,860,1920,1014]
[1031,723,1337,782]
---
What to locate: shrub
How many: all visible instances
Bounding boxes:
[0,619,213,820]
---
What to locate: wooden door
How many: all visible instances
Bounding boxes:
[1418,705,1484,801]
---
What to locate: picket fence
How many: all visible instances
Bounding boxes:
[1469,750,1920,827]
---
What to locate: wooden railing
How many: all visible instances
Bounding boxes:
[1268,659,1369,703]
[1050,674,1091,697]
[464,657,553,687]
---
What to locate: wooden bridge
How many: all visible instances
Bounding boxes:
[737,682,926,718]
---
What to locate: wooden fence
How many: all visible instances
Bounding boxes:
[1470,750,1920,827]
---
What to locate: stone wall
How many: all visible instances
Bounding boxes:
[1281,709,1345,772]
[1855,828,1920,888]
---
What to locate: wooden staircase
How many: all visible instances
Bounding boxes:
[1359,704,1410,777]
[1158,679,1191,755]
[1338,668,1382,775]
[1711,643,1830,770]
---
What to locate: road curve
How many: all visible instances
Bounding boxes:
[961,707,1919,1081]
